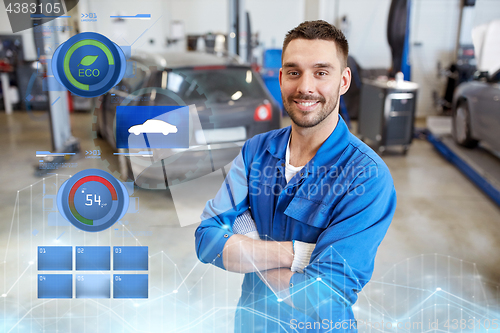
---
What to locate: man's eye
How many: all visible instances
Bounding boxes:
[317,72,327,76]
[288,71,299,76]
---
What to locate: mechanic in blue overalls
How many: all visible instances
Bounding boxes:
[195,20,397,332]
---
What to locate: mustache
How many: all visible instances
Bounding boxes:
[288,94,326,103]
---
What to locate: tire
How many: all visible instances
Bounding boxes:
[452,100,478,148]
[94,98,104,139]
[95,121,103,139]
[121,153,136,183]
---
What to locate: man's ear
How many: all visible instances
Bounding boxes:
[340,67,352,95]
[279,68,283,88]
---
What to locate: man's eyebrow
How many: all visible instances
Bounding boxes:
[283,62,298,68]
[313,63,333,68]
[282,62,334,69]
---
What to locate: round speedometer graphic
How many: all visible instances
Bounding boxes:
[57,169,129,232]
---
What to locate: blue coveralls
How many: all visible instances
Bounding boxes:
[195,115,397,332]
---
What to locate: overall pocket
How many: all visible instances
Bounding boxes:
[283,196,330,229]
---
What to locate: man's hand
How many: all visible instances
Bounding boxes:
[222,235,293,273]
[258,268,295,308]
[228,210,316,275]
[257,239,316,310]
[228,210,294,272]
[224,210,293,272]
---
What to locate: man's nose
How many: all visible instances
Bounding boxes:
[296,74,315,95]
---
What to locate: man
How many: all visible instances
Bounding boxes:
[195,20,396,332]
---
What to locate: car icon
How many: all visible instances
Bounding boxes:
[128,119,178,136]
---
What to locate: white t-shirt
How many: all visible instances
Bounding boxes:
[285,137,305,183]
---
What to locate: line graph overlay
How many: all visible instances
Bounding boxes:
[1,176,499,331]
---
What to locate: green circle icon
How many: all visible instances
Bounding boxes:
[63,40,114,91]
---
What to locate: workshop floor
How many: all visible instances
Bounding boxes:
[1,110,499,332]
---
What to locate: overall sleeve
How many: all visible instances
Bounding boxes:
[289,165,397,320]
[194,147,251,270]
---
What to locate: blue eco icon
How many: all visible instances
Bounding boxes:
[52,32,126,98]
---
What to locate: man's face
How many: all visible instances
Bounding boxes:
[279,39,351,128]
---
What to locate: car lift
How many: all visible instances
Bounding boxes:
[423,121,500,207]
[228,0,249,63]
[33,2,80,177]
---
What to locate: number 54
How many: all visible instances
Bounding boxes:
[85,194,101,206]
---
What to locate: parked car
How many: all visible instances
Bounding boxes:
[452,19,500,155]
[452,70,500,152]
[95,52,281,188]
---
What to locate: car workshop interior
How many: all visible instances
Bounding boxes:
[1,0,500,331]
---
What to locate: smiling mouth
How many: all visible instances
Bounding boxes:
[295,101,318,106]
[294,100,320,110]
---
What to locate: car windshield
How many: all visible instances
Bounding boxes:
[166,67,267,104]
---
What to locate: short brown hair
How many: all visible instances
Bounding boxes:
[282,20,349,68]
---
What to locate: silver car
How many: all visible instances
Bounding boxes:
[452,69,500,153]
[95,52,281,188]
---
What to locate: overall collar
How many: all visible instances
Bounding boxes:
[266,114,350,172]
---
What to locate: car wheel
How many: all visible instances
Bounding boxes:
[95,120,103,139]
[94,98,104,139]
[452,100,478,148]
[124,155,136,183]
